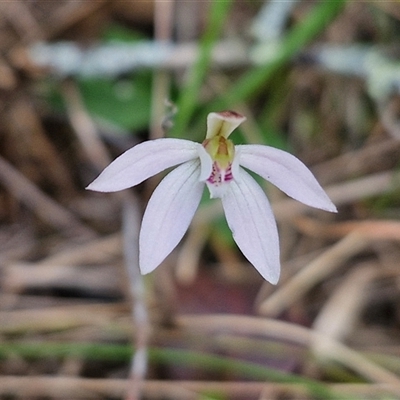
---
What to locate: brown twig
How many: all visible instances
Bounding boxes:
[0,154,95,238]
[37,233,122,267]
[312,264,378,357]
[62,79,150,400]
[179,314,400,387]
[0,376,399,399]
[258,232,369,317]
[294,217,400,241]
[0,303,129,335]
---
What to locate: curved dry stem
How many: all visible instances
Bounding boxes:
[258,232,368,317]
[178,314,400,387]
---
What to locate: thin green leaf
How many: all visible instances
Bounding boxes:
[172,0,233,138]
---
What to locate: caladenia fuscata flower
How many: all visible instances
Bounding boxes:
[87,111,336,284]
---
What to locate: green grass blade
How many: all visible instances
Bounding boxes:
[206,0,347,113]
[172,0,233,138]
[0,341,349,399]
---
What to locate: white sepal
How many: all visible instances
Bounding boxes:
[86,139,200,192]
[221,168,280,284]
[206,111,246,139]
[238,145,337,213]
[139,160,204,274]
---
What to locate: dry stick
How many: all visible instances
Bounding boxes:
[0,0,43,41]
[149,0,174,141]
[254,248,327,307]
[312,264,378,357]
[0,155,95,238]
[0,303,129,335]
[6,96,76,194]
[295,217,400,241]
[324,170,397,207]
[311,137,400,186]
[179,314,400,388]
[3,234,122,301]
[62,82,149,400]
[44,0,109,40]
[258,232,369,317]
[292,218,400,360]
[62,81,112,171]
[4,262,122,297]
[123,198,148,400]
[1,376,397,399]
[37,233,122,267]
[175,222,209,284]
[1,376,399,399]
[0,224,35,264]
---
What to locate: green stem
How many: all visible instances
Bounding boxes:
[203,1,347,117]
[172,0,233,137]
[0,341,346,399]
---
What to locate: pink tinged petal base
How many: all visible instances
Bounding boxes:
[139,160,204,274]
[238,145,337,213]
[221,168,280,284]
[86,138,200,192]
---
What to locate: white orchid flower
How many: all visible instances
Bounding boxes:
[87,111,336,284]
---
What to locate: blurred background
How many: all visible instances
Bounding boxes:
[1,1,400,399]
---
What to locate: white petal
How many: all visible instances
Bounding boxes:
[238,145,337,212]
[221,168,280,284]
[86,139,200,192]
[206,111,246,139]
[205,181,230,199]
[139,160,204,274]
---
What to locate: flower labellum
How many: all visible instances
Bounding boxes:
[87,111,337,284]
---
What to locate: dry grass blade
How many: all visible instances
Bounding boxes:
[311,137,400,186]
[3,262,122,298]
[0,155,95,238]
[5,97,76,195]
[37,233,122,267]
[0,0,43,42]
[175,222,209,284]
[44,0,109,40]
[295,217,400,241]
[179,314,400,388]
[1,376,400,399]
[0,303,129,335]
[62,81,112,170]
[258,232,368,317]
[311,264,378,357]
[1,376,396,400]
